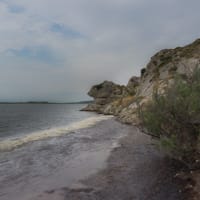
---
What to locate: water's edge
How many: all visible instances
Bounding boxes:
[0,115,113,152]
[0,118,127,200]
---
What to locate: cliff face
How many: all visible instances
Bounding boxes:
[83,39,200,124]
[81,81,131,113]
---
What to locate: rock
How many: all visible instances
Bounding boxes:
[119,38,200,124]
[81,81,130,113]
[126,76,140,95]
[82,38,200,124]
[81,103,102,112]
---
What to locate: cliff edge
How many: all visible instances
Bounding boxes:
[83,39,200,124]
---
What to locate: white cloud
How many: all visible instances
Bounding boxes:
[0,0,200,101]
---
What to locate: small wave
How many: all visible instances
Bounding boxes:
[0,115,113,152]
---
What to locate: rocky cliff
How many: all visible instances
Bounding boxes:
[81,81,132,113]
[83,39,200,124]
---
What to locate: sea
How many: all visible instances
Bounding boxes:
[0,103,122,200]
[0,104,101,151]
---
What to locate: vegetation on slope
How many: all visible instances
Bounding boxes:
[139,67,200,169]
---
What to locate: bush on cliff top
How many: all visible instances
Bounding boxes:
[139,67,200,168]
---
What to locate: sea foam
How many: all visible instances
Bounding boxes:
[0,115,113,152]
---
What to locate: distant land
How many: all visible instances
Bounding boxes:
[0,100,93,104]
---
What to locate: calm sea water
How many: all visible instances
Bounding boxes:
[0,104,97,140]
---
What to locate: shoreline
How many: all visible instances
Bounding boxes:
[65,127,188,200]
[36,119,189,200]
[0,118,129,200]
[0,115,112,152]
[0,116,197,200]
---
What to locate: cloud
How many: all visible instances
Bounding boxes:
[0,0,200,101]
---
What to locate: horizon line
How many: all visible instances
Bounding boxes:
[0,100,93,104]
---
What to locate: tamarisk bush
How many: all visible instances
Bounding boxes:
[139,68,200,168]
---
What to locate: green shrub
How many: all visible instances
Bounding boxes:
[139,68,200,168]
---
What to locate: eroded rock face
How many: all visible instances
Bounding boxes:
[83,38,200,124]
[126,76,140,95]
[118,39,200,123]
[137,39,200,99]
[81,81,130,112]
[89,81,128,99]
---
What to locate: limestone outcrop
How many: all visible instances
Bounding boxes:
[126,76,140,95]
[81,81,131,113]
[83,39,200,124]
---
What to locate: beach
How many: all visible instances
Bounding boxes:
[0,117,188,200]
[51,119,187,200]
[0,117,126,200]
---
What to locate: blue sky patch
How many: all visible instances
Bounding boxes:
[7,46,62,64]
[50,23,84,39]
[8,5,25,13]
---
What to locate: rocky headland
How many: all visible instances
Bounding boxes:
[82,38,200,199]
[82,39,200,124]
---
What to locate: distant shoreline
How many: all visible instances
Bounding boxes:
[0,101,93,104]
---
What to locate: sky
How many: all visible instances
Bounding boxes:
[0,0,200,102]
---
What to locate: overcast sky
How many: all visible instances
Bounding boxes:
[0,0,200,102]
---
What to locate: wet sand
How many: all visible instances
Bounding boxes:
[33,119,187,200]
[0,118,127,200]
